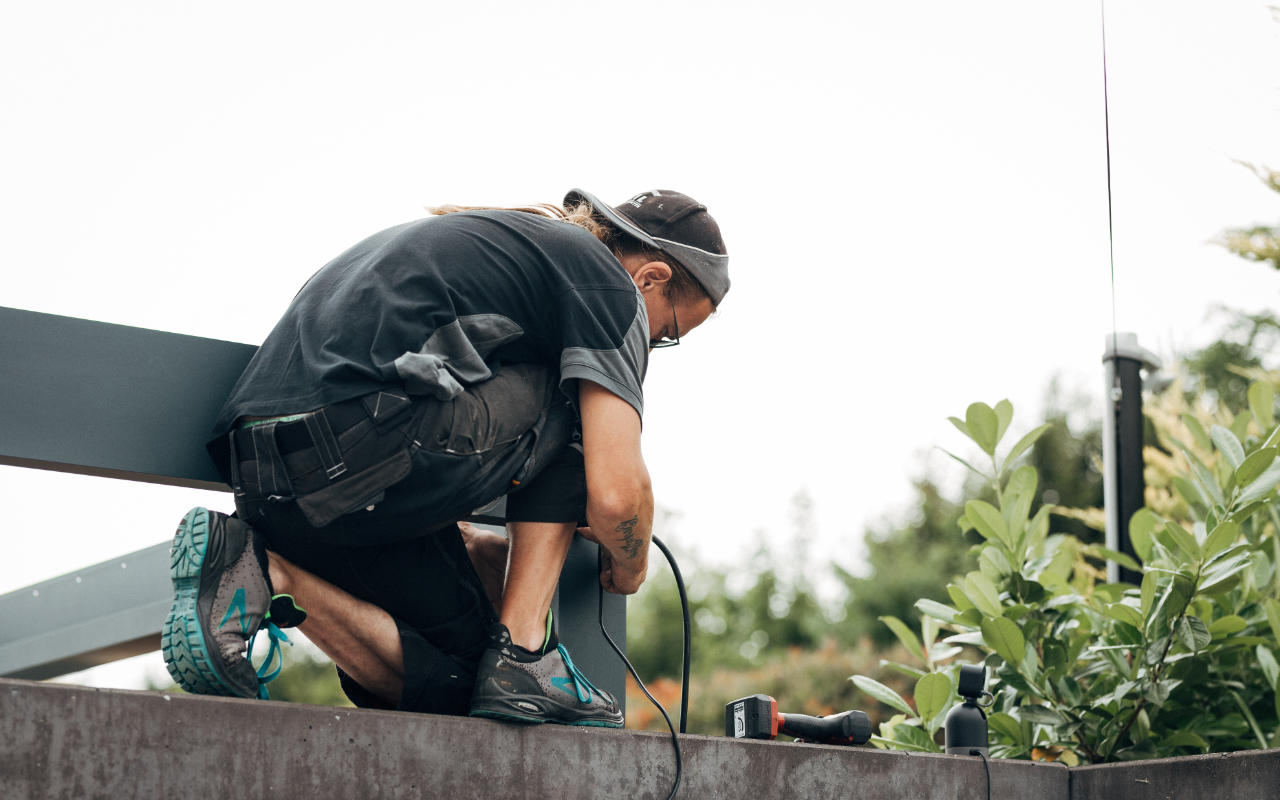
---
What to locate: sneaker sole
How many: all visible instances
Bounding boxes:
[469,696,623,728]
[161,508,242,697]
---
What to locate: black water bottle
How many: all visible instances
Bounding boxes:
[944,664,990,756]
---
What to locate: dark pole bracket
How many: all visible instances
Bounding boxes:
[1101,333,1162,585]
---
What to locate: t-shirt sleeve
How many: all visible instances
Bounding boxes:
[556,284,649,419]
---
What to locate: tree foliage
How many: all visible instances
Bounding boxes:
[856,395,1280,762]
[1216,162,1280,271]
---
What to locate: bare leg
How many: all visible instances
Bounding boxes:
[458,521,510,612]
[267,551,404,704]
[499,521,576,651]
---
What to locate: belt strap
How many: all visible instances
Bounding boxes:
[303,410,347,480]
[231,398,370,483]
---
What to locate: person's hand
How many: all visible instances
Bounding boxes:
[577,526,647,595]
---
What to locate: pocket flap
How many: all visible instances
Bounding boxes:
[294,450,412,528]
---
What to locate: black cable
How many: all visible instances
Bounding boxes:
[974,750,991,800]
[598,541,683,800]
[650,534,691,733]
[1100,0,1118,349]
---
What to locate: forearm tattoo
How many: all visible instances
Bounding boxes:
[616,516,643,559]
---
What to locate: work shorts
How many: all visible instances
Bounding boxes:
[219,364,586,713]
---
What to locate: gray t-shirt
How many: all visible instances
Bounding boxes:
[210,210,649,438]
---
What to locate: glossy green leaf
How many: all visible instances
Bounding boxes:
[916,599,960,625]
[914,672,953,730]
[1143,677,1181,707]
[1158,522,1200,562]
[979,547,1012,579]
[947,584,975,613]
[1185,452,1226,507]
[1181,414,1212,451]
[1133,708,1151,743]
[1177,616,1211,653]
[1003,423,1053,469]
[980,615,1026,667]
[1238,459,1280,507]
[1208,615,1247,637]
[880,615,924,662]
[963,571,1004,617]
[1162,731,1209,750]
[1204,521,1240,560]
[1171,475,1208,513]
[1265,599,1280,645]
[851,675,915,716]
[943,631,987,648]
[888,722,941,752]
[1016,705,1063,725]
[1200,551,1254,594]
[881,661,928,681]
[1249,381,1275,431]
[1140,571,1157,618]
[986,711,1023,745]
[1027,505,1052,551]
[966,500,1012,550]
[1091,546,1142,572]
[1104,603,1143,630]
[966,403,999,455]
[1231,409,1253,442]
[1235,448,1277,489]
[928,645,963,663]
[1211,425,1246,470]
[1129,509,1158,563]
[1256,646,1280,690]
[1002,466,1036,545]
[994,399,1013,444]
[1147,582,1178,637]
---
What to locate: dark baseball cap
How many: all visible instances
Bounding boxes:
[564,188,730,306]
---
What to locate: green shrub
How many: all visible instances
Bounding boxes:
[852,393,1280,763]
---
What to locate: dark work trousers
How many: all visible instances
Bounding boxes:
[222,363,573,714]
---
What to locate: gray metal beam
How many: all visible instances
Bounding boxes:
[0,306,255,490]
[0,543,170,680]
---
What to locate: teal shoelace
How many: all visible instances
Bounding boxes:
[249,621,291,700]
[557,644,605,704]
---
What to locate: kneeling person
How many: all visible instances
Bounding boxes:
[160,189,730,723]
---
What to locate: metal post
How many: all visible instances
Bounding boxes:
[1102,333,1161,584]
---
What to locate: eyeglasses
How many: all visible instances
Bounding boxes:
[649,302,681,349]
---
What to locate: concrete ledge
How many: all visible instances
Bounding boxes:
[1,678,1066,800]
[1070,749,1280,799]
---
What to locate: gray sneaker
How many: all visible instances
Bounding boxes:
[161,507,286,699]
[469,624,624,727]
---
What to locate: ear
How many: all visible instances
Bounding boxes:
[632,260,673,294]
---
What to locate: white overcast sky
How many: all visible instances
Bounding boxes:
[3,1,1280,688]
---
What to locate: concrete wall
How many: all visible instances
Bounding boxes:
[6,677,1275,799]
[1070,749,1280,799]
[1,679,1066,800]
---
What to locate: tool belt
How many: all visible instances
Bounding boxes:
[224,364,569,530]
[228,388,430,528]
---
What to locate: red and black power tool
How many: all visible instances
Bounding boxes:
[725,694,873,746]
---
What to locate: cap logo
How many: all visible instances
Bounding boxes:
[627,190,663,208]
